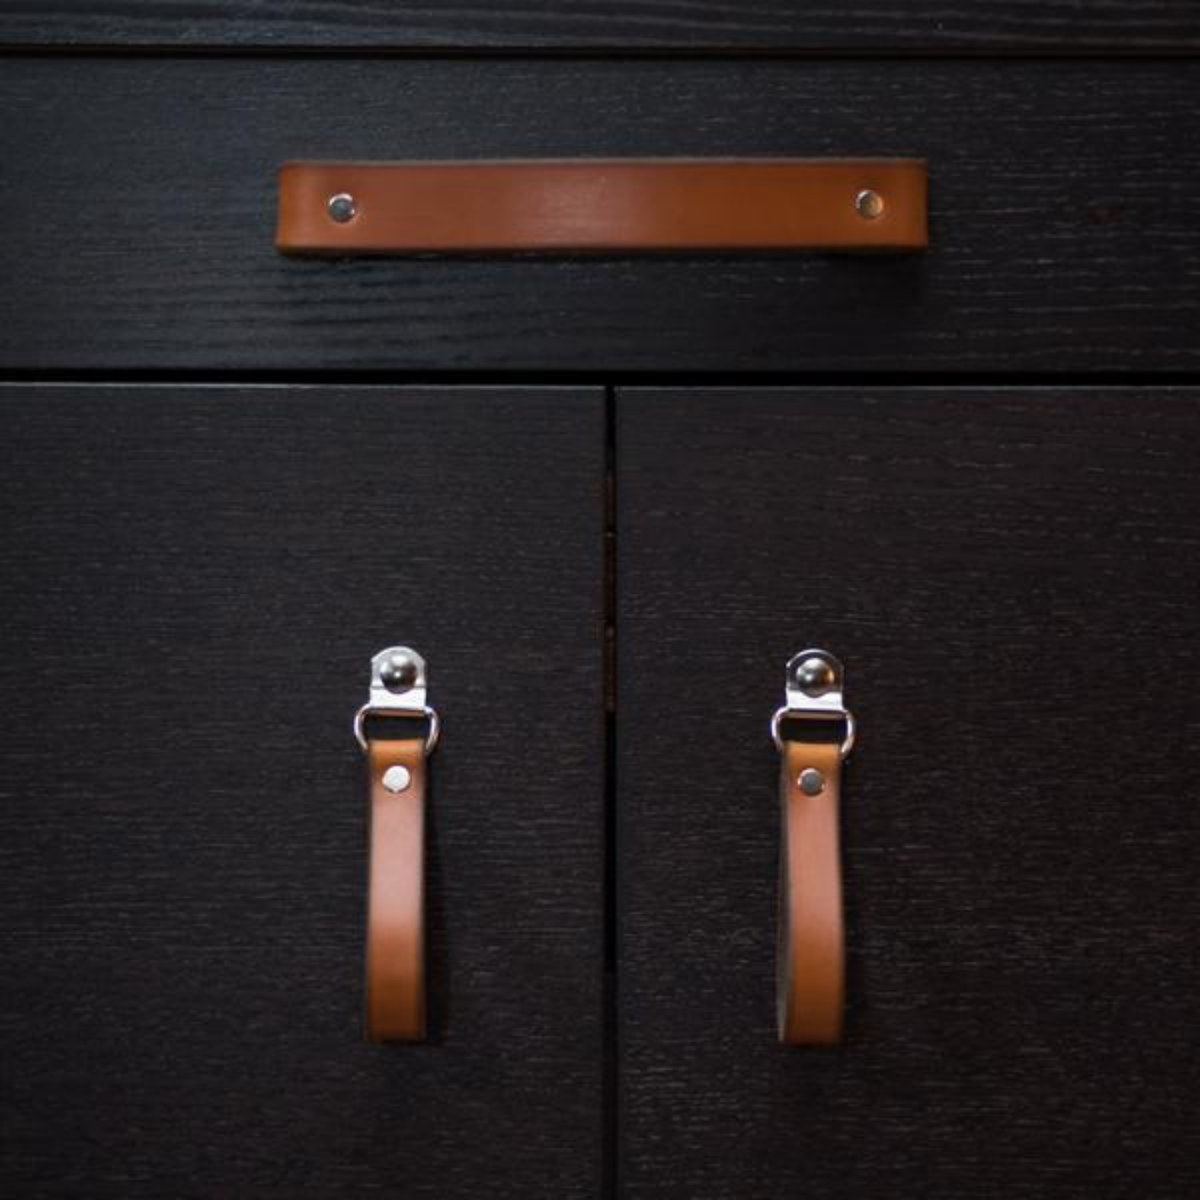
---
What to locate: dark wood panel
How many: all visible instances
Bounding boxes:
[616,388,1200,1198]
[1,59,1199,372]
[1,0,1198,52]
[0,384,605,1197]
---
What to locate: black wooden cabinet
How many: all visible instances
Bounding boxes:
[2,8,1199,1198]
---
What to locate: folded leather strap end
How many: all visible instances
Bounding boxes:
[365,737,427,1043]
[778,738,845,1046]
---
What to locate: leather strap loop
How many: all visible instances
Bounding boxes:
[365,737,427,1042]
[778,739,844,1045]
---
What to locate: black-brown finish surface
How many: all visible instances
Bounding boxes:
[2,59,1199,372]
[616,387,1200,1198]
[2,0,1198,52]
[0,385,606,1198]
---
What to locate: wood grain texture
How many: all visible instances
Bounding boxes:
[1,0,1198,51]
[616,387,1200,1198]
[0,385,605,1198]
[1,59,1199,372]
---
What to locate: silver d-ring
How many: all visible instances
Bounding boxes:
[353,704,440,755]
[770,706,856,760]
[839,710,856,760]
[769,705,788,753]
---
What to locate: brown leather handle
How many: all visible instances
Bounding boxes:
[365,737,427,1042]
[778,739,845,1045]
[276,159,927,255]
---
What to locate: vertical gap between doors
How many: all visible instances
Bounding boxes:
[603,384,619,1198]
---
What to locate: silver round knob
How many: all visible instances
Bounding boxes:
[380,650,419,692]
[794,656,836,696]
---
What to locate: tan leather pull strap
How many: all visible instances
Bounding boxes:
[778,739,844,1045]
[771,649,855,1045]
[276,159,928,255]
[354,646,439,1044]
[365,736,427,1043]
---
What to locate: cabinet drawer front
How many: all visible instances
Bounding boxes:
[2,59,1198,371]
[0,385,605,1198]
[616,387,1200,1198]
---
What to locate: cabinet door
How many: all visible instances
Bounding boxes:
[616,387,1200,1198]
[0,385,605,1198]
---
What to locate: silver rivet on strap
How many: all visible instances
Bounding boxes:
[797,768,826,796]
[382,765,412,793]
